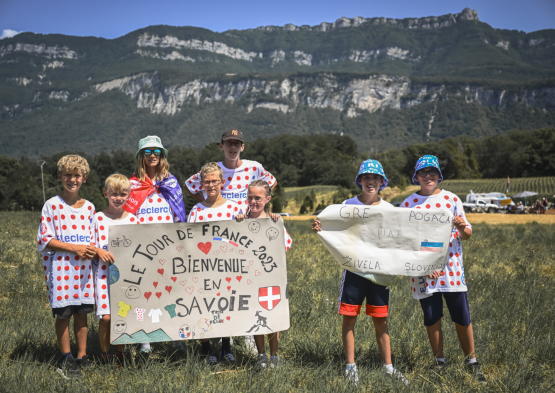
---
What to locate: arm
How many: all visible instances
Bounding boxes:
[186,187,205,203]
[453,216,472,240]
[46,240,96,259]
[270,180,277,191]
[97,248,115,264]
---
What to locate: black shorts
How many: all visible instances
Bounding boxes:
[52,304,94,319]
[419,292,471,327]
[338,270,390,317]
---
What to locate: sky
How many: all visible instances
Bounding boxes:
[1,0,554,40]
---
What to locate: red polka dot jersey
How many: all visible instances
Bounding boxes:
[136,189,181,224]
[184,160,275,206]
[37,196,95,308]
[92,211,138,317]
[401,190,471,299]
[188,200,243,223]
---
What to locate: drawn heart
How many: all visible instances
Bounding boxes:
[220,245,228,252]
[247,279,252,285]
[213,250,220,255]
[217,292,220,296]
[225,277,232,283]
[255,270,262,276]
[227,286,231,291]
[159,259,166,265]
[226,316,230,321]
[192,277,198,283]
[198,288,203,293]
[155,292,162,299]
[239,250,245,255]
[157,268,164,276]
[176,245,183,252]
[179,280,187,286]
[185,286,194,295]
[236,276,242,282]
[197,242,212,255]
[153,281,158,288]
[229,248,234,253]
[144,291,152,301]
[245,266,250,270]
[249,260,254,265]
[165,286,172,294]
[171,277,177,283]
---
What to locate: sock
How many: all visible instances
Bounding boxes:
[384,364,394,373]
[201,341,211,355]
[61,352,71,360]
[466,358,477,364]
[141,343,151,351]
[270,355,279,361]
[436,357,446,363]
[346,363,357,372]
[221,338,231,354]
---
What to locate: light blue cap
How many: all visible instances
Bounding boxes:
[412,155,443,185]
[355,159,388,191]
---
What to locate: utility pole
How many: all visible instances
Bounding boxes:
[37,160,46,204]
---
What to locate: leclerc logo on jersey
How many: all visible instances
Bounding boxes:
[222,192,247,200]
[259,287,281,310]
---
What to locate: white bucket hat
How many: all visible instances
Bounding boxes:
[136,135,168,157]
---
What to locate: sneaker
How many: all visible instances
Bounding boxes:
[269,356,281,369]
[256,353,269,370]
[201,354,218,366]
[466,361,486,383]
[58,353,82,377]
[76,355,92,370]
[432,360,447,373]
[172,341,186,353]
[221,352,236,365]
[345,364,359,385]
[383,365,409,385]
[244,335,258,354]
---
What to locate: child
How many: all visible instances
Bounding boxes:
[188,162,243,365]
[185,128,277,207]
[312,160,407,385]
[235,180,292,369]
[92,174,138,364]
[37,155,96,377]
[400,155,485,383]
[123,135,187,357]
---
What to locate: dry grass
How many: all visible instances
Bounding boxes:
[466,213,555,225]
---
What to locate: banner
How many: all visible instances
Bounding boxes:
[316,205,454,277]
[108,218,289,344]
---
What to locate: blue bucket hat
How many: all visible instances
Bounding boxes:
[355,159,388,191]
[412,155,443,185]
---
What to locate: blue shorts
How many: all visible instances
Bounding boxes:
[419,292,471,327]
[338,270,390,317]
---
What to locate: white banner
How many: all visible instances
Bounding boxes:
[316,205,454,277]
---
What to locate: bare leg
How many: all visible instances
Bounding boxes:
[55,317,71,354]
[455,322,476,359]
[372,316,391,364]
[268,332,279,356]
[73,313,88,358]
[99,315,111,353]
[342,315,357,364]
[254,335,265,354]
[425,319,444,359]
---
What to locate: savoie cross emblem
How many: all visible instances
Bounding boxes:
[259,286,281,311]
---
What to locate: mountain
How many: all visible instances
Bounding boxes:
[112,328,172,344]
[1,8,555,157]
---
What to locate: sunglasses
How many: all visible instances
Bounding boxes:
[417,168,440,177]
[143,149,162,157]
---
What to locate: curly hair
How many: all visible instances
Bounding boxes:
[57,155,90,177]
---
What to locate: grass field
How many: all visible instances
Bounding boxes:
[1,212,554,392]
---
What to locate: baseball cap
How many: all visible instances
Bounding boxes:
[221,129,244,143]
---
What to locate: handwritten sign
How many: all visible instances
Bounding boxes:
[316,205,454,278]
[108,218,289,344]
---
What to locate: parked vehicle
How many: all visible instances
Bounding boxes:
[466,190,514,210]
[278,213,294,217]
[462,199,500,213]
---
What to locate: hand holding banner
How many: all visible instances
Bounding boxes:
[316,205,454,278]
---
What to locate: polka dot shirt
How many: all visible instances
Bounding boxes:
[188,201,243,223]
[136,189,181,224]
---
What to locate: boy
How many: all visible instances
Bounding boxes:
[312,160,407,385]
[400,155,485,383]
[185,128,277,207]
[92,174,138,364]
[37,155,97,377]
[188,162,243,365]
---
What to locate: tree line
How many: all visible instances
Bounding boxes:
[1,128,553,212]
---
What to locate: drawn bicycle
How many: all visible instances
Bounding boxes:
[111,236,132,248]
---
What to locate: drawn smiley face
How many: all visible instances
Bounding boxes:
[266,227,279,241]
[125,285,141,299]
[179,324,193,339]
[113,320,127,334]
[248,221,261,233]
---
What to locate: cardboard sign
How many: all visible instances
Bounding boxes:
[108,218,289,344]
[316,205,454,278]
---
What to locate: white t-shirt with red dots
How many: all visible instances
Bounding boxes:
[92,211,139,317]
[188,200,243,223]
[136,188,181,224]
[184,160,276,208]
[401,189,472,299]
[37,196,95,308]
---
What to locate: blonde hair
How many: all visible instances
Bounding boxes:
[136,151,170,182]
[57,155,90,177]
[200,162,224,181]
[104,174,130,193]
[248,180,272,214]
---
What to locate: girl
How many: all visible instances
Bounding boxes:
[123,135,187,357]
[235,179,292,369]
